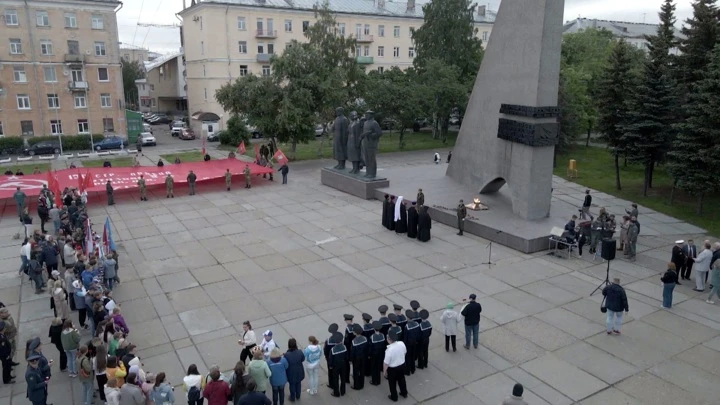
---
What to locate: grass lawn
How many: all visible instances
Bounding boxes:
[160,151,204,163]
[225,130,458,161]
[0,163,51,174]
[555,145,720,237]
[82,157,136,168]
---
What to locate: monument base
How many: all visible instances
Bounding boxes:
[321,167,389,200]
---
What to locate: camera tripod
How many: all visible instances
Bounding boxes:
[590,259,611,296]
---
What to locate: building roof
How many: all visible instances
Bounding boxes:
[143,52,183,72]
[563,18,683,39]
[183,0,496,23]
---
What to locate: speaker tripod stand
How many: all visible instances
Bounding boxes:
[482,242,495,266]
[590,259,611,296]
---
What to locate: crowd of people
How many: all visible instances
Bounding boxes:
[381,189,432,242]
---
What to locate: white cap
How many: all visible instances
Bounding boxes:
[675,240,685,244]
[263,330,272,337]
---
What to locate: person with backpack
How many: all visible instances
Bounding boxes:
[183,364,204,405]
[28,252,45,294]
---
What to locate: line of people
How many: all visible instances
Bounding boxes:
[381,189,432,242]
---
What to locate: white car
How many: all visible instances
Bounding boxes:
[139,132,156,146]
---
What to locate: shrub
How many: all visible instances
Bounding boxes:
[27,134,105,151]
[219,114,250,146]
[0,137,25,155]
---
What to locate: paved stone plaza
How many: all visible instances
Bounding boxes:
[1,152,719,405]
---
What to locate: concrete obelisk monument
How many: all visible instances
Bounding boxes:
[446,0,564,220]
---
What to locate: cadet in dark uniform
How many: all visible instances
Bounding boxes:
[403,310,421,376]
[350,325,368,390]
[329,332,347,397]
[0,321,13,384]
[409,307,423,364]
[26,353,47,405]
[342,314,354,384]
[393,304,407,330]
[361,313,374,376]
[370,321,386,386]
[378,305,390,336]
[418,309,432,370]
[387,313,403,343]
[457,199,467,236]
[324,323,338,390]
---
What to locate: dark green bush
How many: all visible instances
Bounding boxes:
[0,137,25,155]
[26,135,105,151]
[219,115,250,146]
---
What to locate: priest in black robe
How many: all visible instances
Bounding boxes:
[395,197,408,234]
[388,196,396,231]
[407,202,419,238]
[417,206,432,242]
[381,194,390,229]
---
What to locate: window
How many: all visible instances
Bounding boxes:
[0,122,3,136]
[409,26,414,37]
[150,84,154,91]
[377,46,384,57]
[100,93,111,108]
[151,98,156,107]
[77,119,89,134]
[256,18,263,32]
[16,94,30,109]
[200,41,204,55]
[74,95,86,108]
[268,43,274,54]
[302,21,309,32]
[47,94,59,109]
[409,47,415,58]
[40,39,53,55]
[363,46,370,56]
[50,120,62,135]
[13,66,26,82]
[378,66,384,73]
[36,11,49,26]
[64,12,77,28]
[43,66,56,82]
[284,19,292,32]
[71,69,83,82]
[240,65,248,76]
[95,42,106,56]
[4,9,18,26]
[355,24,361,37]
[202,65,206,77]
[482,31,488,42]
[285,42,292,49]
[9,38,22,54]
[262,65,270,76]
[393,47,400,57]
[237,17,246,30]
[21,121,34,136]
[338,23,345,36]
[204,88,207,101]
[355,46,360,56]
[393,26,400,37]
[364,24,370,35]
[257,43,264,54]
[67,40,79,55]
[97,67,109,81]
[378,25,384,37]
[102,118,114,132]
[92,14,104,30]
[238,41,247,53]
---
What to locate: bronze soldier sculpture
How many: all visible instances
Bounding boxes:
[347,111,363,174]
[332,107,350,170]
[361,111,382,179]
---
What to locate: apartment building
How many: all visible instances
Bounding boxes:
[0,0,125,138]
[135,51,188,114]
[178,0,496,129]
[563,18,683,53]
[120,44,162,63]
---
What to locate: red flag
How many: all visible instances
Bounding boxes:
[81,169,93,192]
[47,171,62,207]
[201,135,207,156]
[237,141,246,155]
[253,144,260,161]
[272,149,288,166]
[76,169,83,191]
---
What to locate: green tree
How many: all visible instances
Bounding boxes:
[595,39,639,191]
[557,67,589,162]
[623,0,678,196]
[415,60,469,143]
[668,45,720,214]
[219,114,250,147]
[121,58,145,110]
[676,0,720,90]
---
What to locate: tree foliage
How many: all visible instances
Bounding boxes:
[219,114,250,146]
[415,60,469,143]
[122,58,145,110]
[676,0,720,89]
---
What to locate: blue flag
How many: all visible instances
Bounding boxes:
[104,217,116,252]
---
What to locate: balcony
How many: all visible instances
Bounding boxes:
[68,81,89,91]
[256,53,272,63]
[356,56,374,64]
[255,29,277,38]
[355,34,374,43]
[64,54,85,64]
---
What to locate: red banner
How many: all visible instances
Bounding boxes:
[0,158,272,200]
[253,144,259,161]
[272,149,288,166]
[237,141,246,155]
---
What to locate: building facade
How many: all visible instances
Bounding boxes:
[0,0,125,138]
[120,45,162,63]
[563,18,683,53]
[135,52,187,114]
[178,0,496,129]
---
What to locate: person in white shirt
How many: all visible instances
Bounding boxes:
[63,241,77,270]
[19,238,32,275]
[383,332,408,402]
[260,330,277,361]
[238,320,257,364]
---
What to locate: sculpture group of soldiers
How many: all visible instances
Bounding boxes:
[332,107,383,178]
[323,301,432,398]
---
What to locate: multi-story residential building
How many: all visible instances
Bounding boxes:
[0,0,125,138]
[120,44,162,63]
[135,51,188,114]
[178,0,496,131]
[563,18,683,53]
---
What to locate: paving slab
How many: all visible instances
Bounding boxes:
[554,341,640,384]
[521,354,608,401]
[616,371,709,405]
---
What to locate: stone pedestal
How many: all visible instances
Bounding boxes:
[321,168,389,200]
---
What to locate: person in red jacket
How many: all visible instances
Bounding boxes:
[203,369,230,405]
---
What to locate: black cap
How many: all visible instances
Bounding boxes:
[378,305,388,314]
[328,323,339,334]
[343,314,354,321]
[419,309,429,320]
[410,300,420,310]
[27,353,41,361]
[469,293,477,300]
[393,304,403,311]
[362,313,372,322]
[372,321,382,331]
[353,324,363,334]
[331,332,344,344]
[405,309,415,319]
[388,313,398,322]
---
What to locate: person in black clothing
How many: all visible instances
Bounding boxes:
[361,314,373,377]
[323,324,337,390]
[601,278,629,334]
[378,305,390,336]
[402,310,419,376]
[341,315,354,384]
[671,240,685,285]
[0,321,14,384]
[681,240,697,281]
[388,196,396,231]
[581,189,592,220]
[387,314,402,344]
[461,294,482,350]
[3,170,12,175]
[329,332,347,397]
[369,321,385,386]
[350,325,367,390]
[417,310,432,370]
[278,164,289,184]
[395,198,408,234]
[564,215,577,245]
[661,263,679,309]
[406,202,418,238]
[48,319,66,372]
[14,170,24,175]
[381,195,390,229]
[416,206,432,242]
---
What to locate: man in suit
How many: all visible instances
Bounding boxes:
[681,239,697,281]
[671,240,686,285]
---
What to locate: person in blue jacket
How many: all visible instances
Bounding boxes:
[282,339,304,402]
[26,353,48,405]
[266,348,288,405]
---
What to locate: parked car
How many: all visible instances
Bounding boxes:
[413,117,429,132]
[314,124,325,137]
[144,113,165,122]
[149,114,172,125]
[449,115,461,126]
[178,129,196,140]
[139,132,156,146]
[143,123,153,133]
[24,140,61,156]
[207,132,219,142]
[381,119,398,130]
[170,121,187,137]
[94,135,129,151]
